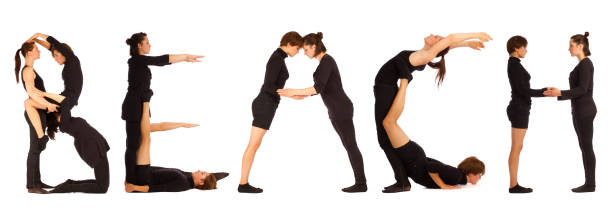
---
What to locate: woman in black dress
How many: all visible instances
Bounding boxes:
[122,32,203,186]
[238,32,304,193]
[277,32,367,193]
[372,32,491,193]
[545,32,597,193]
[14,39,59,194]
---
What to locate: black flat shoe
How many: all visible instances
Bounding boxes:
[212,172,229,181]
[571,184,595,193]
[509,184,533,193]
[384,182,400,190]
[382,185,411,193]
[238,183,263,193]
[342,183,367,193]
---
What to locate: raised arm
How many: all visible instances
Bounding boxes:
[150,122,199,132]
[410,32,492,66]
[449,40,485,50]
[46,35,76,58]
[29,33,50,49]
[428,172,460,190]
[169,54,204,63]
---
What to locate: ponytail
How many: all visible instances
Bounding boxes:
[126,32,147,56]
[14,49,22,83]
[428,47,449,86]
[571,31,591,56]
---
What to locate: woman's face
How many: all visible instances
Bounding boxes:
[285,44,301,57]
[424,34,443,48]
[27,45,41,60]
[139,36,151,55]
[193,170,210,186]
[52,50,66,65]
[303,44,316,59]
[516,46,528,58]
[568,40,582,57]
[467,173,482,185]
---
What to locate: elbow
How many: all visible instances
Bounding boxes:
[381,116,396,130]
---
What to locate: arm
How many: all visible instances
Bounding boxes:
[277,60,332,97]
[277,86,318,97]
[558,61,593,100]
[410,32,492,66]
[22,68,58,111]
[28,33,50,49]
[508,62,545,97]
[46,35,76,58]
[449,40,485,50]
[150,122,199,132]
[169,54,204,63]
[43,92,66,103]
[428,173,460,190]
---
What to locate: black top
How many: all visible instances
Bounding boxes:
[21,66,46,92]
[374,50,426,86]
[411,158,467,189]
[558,58,596,115]
[258,48,289,103]
[47,36,83,105]
[58,98,109,168]
[121,54,171,121]
[312,54,353,119]
[507,57,545,106]
[148,166,194,192]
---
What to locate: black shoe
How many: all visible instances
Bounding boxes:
[382,185,411,193]
[342,183,367,193]
[238,183,263,193]
[509,184,533,193]
[28,188,50,194]
[212,172,229,181]
[571,184,595,193]
[384,182,400,190]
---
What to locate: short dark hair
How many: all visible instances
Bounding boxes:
[506,35,528,55]
[458,156,485,175]
[571,32,591,56]
[194,174,217,190]
[280,31,303,47]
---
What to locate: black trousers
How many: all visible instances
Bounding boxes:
[330,118,366,184]
[61,157,110,193]
[125,121,141,184]
[572,113,596,185]
[24,110,47,189]
[374,84,409,186]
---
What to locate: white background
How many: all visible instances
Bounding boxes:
[1,0,609,221]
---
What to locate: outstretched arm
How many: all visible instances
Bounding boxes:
[428,173,460,190]
[450,40,485,50]
[410,32,492,66]
[150,122,199,132]
[277,87,318,97]
[29,33,50,49]
[169,54,204,63]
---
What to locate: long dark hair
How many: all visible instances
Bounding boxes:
[303,32,327,56]
[14,42,35,83]
[428,47,449,86]
[126,32,147,56]
[46,112,60,140]
[571,32,591,56]
[50,43,74,56]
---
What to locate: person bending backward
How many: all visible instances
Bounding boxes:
[238,32,304,193]
[277,32,367,193]
[122,32,203,186]
[372,32,492,193]
[544,32,597,193]
[505,35,550,193]
[124,119,229,193]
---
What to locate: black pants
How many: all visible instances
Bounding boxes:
[330,118,366,184]
[53,156,109,193]
[374,84,409,186]
[393,141,428,187]
[24,110,47,189]
[572,113,596,185]
[125,121,141,184]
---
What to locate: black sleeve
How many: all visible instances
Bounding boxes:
[138,54,171,66]
[508,62,545,97]
[313,59,333,95]
[59,97,74,126]
[47,36,76,59]
[394,51,424,80]
[148,168,191,192]
[261,56,283,94]
[559,61,593,101]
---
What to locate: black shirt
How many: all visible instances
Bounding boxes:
[374,50,426,86]
[21,66,46,92]
[258,48,289,103]
[47,36,83,105]
[312,54,353,119]
[121,54,171,121]
[507,57,545,106]
[147,166,194,192]
[58,98,109,168]
[558,58,596,115]
[411,158,467,189]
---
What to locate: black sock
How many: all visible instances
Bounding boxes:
[50,180,73,193]
[342,183,367,193]
[384,182,400,190]
[509,184,533,193]
[571,184,595,193]
[238,183,263,193]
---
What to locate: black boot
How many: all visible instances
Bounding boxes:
[238,183,263,193]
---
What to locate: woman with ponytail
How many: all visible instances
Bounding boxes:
[121,32,204,189]
[544,32,597,192]
[15,37,60,194]
[371,32,492,193]
[277,32,368,193]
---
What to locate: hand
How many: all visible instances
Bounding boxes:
[477,32,493,42]
[277,88,297,97]
[46,103,59,113]
[125,183,135,193]
[441,185,461,190]
[289,95,308,100]
[181,123,200,128]
[467,41,485,50]
[544,87,561,97]
[186,55,204,62]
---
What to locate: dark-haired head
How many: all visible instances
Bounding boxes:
[280,31,303,57]
[428,47,449,86]
[126,32,148,56]
[50,43,73,65]
[506,35,528,55]
[14,42,39,83]
[193,170,217,190]
[458,156,485,185]
[46,112,60,140]
[570,32,591,57]
[303,32,327,59]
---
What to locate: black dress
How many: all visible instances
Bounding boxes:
[47,36,83,110]
[558,58,597,186]
[251,48,289,130]
[21,67,48,189]
[373,50,425,187]
[312,54,366,184]
[122,54,171,184]
[506,57,545,129]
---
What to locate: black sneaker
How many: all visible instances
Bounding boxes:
[509,184,533,193]
[238,183,263,193]
[342,183,367,193]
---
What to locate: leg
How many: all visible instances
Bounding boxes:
[24,98,46,139]
[125,121,141,184]
[136,102,151,165]
[24,109,50,193]
[508,128,532,193]
[52,157,110,193]
[572,114,596,192]
[381,79,411,149]
[239,126,267,185]
[330,119,367,192]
